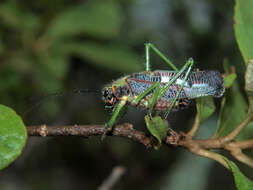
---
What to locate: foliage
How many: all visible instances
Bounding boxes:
[0,0,141,95]
[234,0,253,64]
[144,115,167,147]
[0,105,27,170]
[196,96,215,125]
[225,158,253,190]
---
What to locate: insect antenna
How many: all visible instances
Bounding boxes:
[72,89,100,96]
[23,89,99,117]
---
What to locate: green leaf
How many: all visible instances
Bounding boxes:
[234,0,253,64]
[214,80,253,140]
[145,115,167,146]
[0,1,39,32]
[245,60,253,93]
[0,105,27,170]
[223,58,231,74]
[32,46,68,93]
[245,60,253,113]
[224,158,253,190]
[196,96,216,124]
[224,73,237,88]
[63,41,142,72]
[47,1,123,40]
[214,59,253,139]
[38,48,68,80]
[223,59,237,88]
[0,1,20,29]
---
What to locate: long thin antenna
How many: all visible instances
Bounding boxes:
[23,89,99,117]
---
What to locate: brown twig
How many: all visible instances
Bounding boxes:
[225,142,253,168]
[227,139,253,149]
[220,113,253,143]
[26,122,253,170]
[187,113,200,137]
[27,123,153,147]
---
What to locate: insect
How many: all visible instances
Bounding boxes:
[102,43,225,133]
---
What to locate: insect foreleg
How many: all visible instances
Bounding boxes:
[103,96,128,137]
[145,43,178,71]
[164,58,194,118]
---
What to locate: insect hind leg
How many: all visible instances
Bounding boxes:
[163,58,194,119]
[145,43,178,71]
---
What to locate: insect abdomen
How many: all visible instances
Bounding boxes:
[184,70,225,98]
[126,70,224,100]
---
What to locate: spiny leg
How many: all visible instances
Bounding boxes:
[145,43,178,71]
[163,58,194,118]
[148,58,194,113]
[143,44,194,139]
[144,42,183,112]
[103,96,128,138]
[145,58,194,141]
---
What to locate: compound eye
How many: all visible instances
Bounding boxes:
[103,90,109,98]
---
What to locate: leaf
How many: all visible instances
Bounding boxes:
[145,115,167,146]
[0,104,27,170]
[245,59,253,113]
[31,46,68,93]
[245,60,253,93]
[223,58,231,74]
[234,0,253,64]
[196,96,216,124]
[38,48,68,80]
[214,60,253,140]
[0,1,21,29]
[214,80,253,140]
[224,158,253,190]
[223,59,237,88]
[0,1,39,32]
[224,73,237,88]
[47,1,123,40]
[63,41,142,72]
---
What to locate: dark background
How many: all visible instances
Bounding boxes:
[0,0,248,189]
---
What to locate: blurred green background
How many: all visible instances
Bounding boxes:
[0,0,247,189]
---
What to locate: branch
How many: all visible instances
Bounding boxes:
[227,139,253,149]
[26,122,253,170]
[225,141,253,168]
[27,123,153,147]
[220,113,253,143]
[187,113,200,137]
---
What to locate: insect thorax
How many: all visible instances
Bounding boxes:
[102,76,131,108]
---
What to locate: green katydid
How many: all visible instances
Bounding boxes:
[102,43,225,138]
